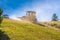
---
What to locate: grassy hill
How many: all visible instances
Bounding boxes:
[0,18,60,40]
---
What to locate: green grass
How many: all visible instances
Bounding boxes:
[0,18,60,40]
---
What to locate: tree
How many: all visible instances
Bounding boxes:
[3,14,9,18]
[0,8,3,25]
[0,30,10,40]
[52,13,58,21]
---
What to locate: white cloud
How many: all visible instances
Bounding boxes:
[9,0,60,21]
[9,15,20,20]
[31,1,60,21]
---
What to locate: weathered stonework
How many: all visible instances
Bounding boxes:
[20,11,37,23]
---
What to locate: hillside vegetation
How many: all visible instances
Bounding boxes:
[48,21,60,28]
[0,18,60,40]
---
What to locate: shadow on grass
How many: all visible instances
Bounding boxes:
[0,30,10,40]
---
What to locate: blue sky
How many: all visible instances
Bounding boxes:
[0,0,60,21]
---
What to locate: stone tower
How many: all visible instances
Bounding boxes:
[26,11,37,23]
[20,11,37,23]
[26,11,36,16]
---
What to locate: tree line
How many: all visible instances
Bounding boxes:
[0,8,59,25]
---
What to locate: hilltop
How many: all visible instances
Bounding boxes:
[0,18,60,40]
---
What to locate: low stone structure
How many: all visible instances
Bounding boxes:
[19,11,37,23]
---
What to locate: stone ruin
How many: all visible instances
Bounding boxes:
[19,11,37,23]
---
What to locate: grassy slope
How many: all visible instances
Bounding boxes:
[1,18,60,40]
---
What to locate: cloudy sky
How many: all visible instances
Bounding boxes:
[0,0,60,21]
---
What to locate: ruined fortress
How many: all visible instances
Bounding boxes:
[20,11,37,23]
